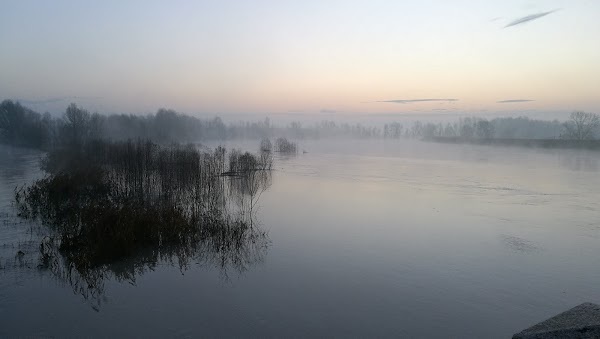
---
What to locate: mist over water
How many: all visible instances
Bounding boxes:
[3,0,600,336]
[1,139,598,338]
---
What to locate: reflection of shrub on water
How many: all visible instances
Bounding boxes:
[225,146,273,220]
[14,139,272,306]
[37,219,269,306]
[260,138,272,153]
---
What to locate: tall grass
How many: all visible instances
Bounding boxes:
[275,137,297,154]
[15,139,272,303]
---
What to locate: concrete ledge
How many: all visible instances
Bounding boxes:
[513,303,600,339]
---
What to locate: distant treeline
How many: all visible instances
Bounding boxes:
[0,100,381,148]
[1,100,598,149]
[0,100,230,149]
[394,117,563,140]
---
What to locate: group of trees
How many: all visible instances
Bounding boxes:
[391,117,563,140]
[562,111,600,140]
[2,99,599,149]
[385,113,598,141]
[0,100,53,148]
[282,120,381,139]
[102,109,229,142]
[0,100,384,148]
[0,100,231,148]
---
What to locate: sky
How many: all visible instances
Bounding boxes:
[1,0,599,117]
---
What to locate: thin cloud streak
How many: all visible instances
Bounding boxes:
[377,99,458,104]
[504,10,557,28]
[497,99,535,103]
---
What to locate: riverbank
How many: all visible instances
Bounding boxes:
[429,137,600,150]
[513,303,600,338]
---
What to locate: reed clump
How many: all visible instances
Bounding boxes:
[274,137,297,154]
[15,139,272,274]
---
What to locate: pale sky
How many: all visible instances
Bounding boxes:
[1,0,599,116]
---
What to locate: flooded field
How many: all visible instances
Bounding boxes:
[1,140,599,338]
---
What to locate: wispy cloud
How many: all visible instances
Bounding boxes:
[377,98,458,104]
[320,109,337,114]
[497,99,534,103]
[504,10,557,28]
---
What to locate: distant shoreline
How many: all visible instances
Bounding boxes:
[428,137,600,150]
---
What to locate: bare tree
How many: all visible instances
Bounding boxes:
[562,111,600,140]
[475,120,494,139]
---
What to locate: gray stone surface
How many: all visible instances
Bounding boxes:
[513,303,600,339]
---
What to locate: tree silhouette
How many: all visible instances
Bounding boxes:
[562,111,600,140]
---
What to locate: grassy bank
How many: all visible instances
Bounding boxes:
[429,137,600,150]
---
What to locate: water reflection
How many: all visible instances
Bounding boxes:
[558,151,599,172]
[13,140,273,307]
[38,220,269,308]
[0,145,41,183]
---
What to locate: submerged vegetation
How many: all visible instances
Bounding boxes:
[13,139,273,304]
[275,137,297,154]
[260,138,272,152]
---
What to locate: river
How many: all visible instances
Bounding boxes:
[1,140,599,338]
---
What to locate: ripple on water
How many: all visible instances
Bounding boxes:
[500,234,539,253]
[0,146,46,284]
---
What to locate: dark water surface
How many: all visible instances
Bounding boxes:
[1,140,599,338]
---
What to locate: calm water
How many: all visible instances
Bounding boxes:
[1,140,599,338]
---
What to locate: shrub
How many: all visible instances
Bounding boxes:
[275,137,297,153]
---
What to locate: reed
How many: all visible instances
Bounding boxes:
[15,139,272,303]
[274,137,297,154]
